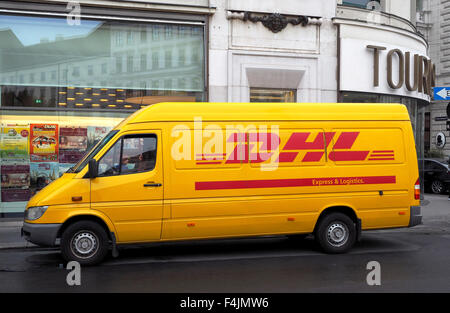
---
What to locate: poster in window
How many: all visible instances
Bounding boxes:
[1,163,30,188]
[0,125,30,160]
[59,163,76,177]
[1,189,31,202]
[59,127,87,164]
[59,127,87,150]
[87,126,112,150]
[59,150,86,164]
[30,162,59,193]
[30,124,59,162]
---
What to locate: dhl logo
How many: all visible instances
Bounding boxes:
[195,132,395,165]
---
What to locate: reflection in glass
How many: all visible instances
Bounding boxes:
[0,14,206,110]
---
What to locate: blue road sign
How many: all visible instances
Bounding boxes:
[433,87,450,100]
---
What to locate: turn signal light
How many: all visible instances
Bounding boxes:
[414,178,420,200]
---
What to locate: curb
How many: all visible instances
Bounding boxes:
[0,222,23,227]
[0,245,58,252]
[0,243,36,250]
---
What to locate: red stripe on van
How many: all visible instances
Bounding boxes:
[195,176,396,190]
[328,151,369,161]
[368,158,395,161]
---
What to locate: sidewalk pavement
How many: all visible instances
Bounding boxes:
[0,194,448,250]
[0,218,37,249]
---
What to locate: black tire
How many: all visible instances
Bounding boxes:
[431,180,445,194]
[314,212,356,254]
[61,221,109,266]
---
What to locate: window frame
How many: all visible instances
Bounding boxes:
[96,133,158,178]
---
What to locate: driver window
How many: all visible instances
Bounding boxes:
[98,139,122,177]
[97,134,157,177]
[121,135,157,175]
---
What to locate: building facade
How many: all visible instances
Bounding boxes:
[418,0,450,160]
[0,0,434,216]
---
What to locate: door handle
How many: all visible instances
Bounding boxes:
[144,183,162,187]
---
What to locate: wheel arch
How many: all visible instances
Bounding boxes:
[314,205,359,233]
[57,213,115,241]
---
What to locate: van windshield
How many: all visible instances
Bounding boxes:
[69,130,119,174]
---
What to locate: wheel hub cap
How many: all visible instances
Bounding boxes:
[327,223,349,247]
[72,232,98,258]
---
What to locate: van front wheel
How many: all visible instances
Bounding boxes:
[315,213,356,254]
[61,221,109,266]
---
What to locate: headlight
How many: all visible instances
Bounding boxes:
[25,206,48,221]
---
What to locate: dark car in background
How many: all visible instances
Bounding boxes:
[421,159,450,194]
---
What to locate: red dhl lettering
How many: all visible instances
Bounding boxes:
[195,131,395,165]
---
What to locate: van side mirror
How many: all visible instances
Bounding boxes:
[88,159,98,179]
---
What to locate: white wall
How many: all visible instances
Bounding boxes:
[208,0,338,103]
[227,0,336,18]
[385,0,413,21]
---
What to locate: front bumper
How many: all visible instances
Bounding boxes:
[21,222,61,247]
[409,206,422,227]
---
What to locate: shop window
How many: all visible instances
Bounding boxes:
[152,52,159,70]
[116,56,123,73]
[140,28,147,43]
[165,26,173,39]
[165,50,172,68]
[152,26,161,41]
[127,55,134,73]
[179,48,186,66]
[250,88,296,103]
[141,54,147,71]
[0,12,206,214]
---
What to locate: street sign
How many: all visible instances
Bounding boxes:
[434,116,448,121]
[433,87,450,100]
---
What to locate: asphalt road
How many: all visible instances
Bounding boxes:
[0,194,449,293]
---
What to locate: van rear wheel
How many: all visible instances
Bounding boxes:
[315,213,356,254]
[61,221,109,266]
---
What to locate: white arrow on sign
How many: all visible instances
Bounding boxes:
[437,88,450,99]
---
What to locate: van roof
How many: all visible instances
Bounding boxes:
[121,102,411,125]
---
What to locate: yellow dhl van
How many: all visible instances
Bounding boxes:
[22,102,422,265]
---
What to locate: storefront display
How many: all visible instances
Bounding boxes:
[30,162,59,195]
[0,125,29,160]
[0,8,207,215]
[87,126,112,150]
[30,124,59,162]
[1,164,30,188]
[0,115,124,213]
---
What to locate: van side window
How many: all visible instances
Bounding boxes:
[121,135,157,174]
[98,139,122,177]
[97,134,157,177]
